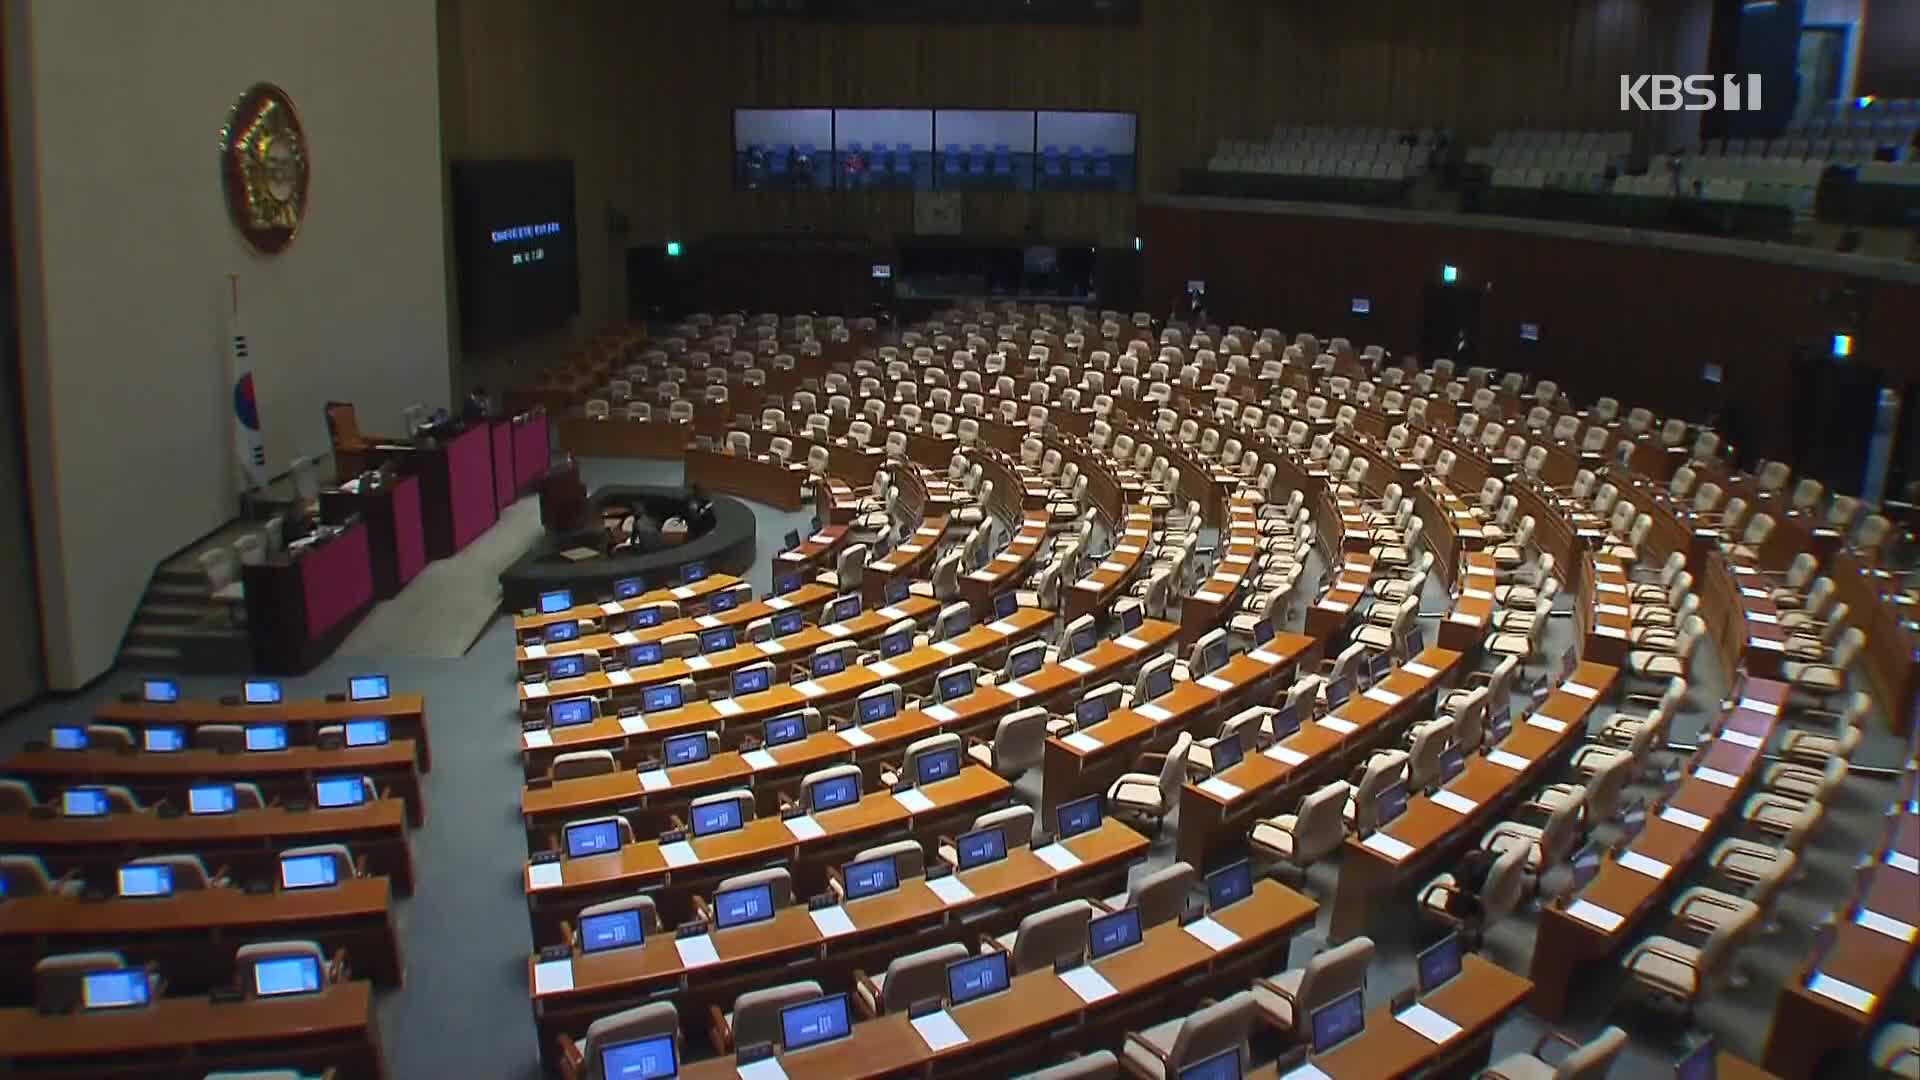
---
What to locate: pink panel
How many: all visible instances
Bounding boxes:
[448,424,496,552]
[392,474,427,584]
[301,522,373,640]
[491,421,514,511]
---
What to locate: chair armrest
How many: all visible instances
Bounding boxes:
[979,932,1011,954]
[558,1033,587,1080]
[1123,1031,1171,1068]
[327,946,351,984]
[1135,752,1171,771]
[1532,1030,1585,1060]
[691,897,713,923]
[852,969,882,1017]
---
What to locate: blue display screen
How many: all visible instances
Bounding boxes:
[734,667,771,695]
[682,562,707,584]
[348,674,390,701]
[63,788,109,816]
[142,678,180,703]
[548,655,587,680]
[253,955,322,998]
[812,651,847,677]
[700,627,737,653]
[713,882,775,929]
[1178,1048,1242,1080]
[1089,907,1142,960]
[916,747,961,785]
[189,784,236,815]
[143,726,185,753]
[859,694,897,724]
[245,723,288,751]
[810,774,860,812]
[631,606,663,628]
[1206,859,1252,911]
[664,732,711,766]
[580,909,645,954]
[1310,989,1366,1053]
[1075,696,1110,728]
[773,611,804,636]
[545,621,580,643]
[691,799,744,837]
[613,577,643,600]
[843,854,897,900]
[601,1035,677,1079]
[956,826,1007,870]
[243,680,283,704]
[51,726,86,750]
[765,714,806,746]
[315,776,366,808]
[345,718,390,747]
[281,853,337,889]
[642,684,683,713]
[549,698,594,727]
[1057,795,1101,839]
[712,589,741,612]
[938,669,975,701]
[995,592,1018,618]
[540,589,574,613]
[1416,933,1461,993]
[780,994,852,1052]
[946,950,1009,1006]
[117,864,173,898]
[628,643,663,666]
[565,820,622,858]
[81,970,149,1010]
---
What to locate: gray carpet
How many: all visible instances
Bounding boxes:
[0,466,1900,1078]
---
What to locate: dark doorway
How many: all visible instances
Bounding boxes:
[1789,345,1881,494]
[1421,283,1482,370]
[625,245,684,324]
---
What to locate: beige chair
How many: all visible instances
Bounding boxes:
[1778,691,1869,766]
[709,979,822,1053]
[1782,627,1864,700]
[0,854,81,897]
[993,898,1098,973]
[1105,732,1191,836]
[1627,615,1704,682]
[968,707,1048,780]
[35,951,144,1012]
[1120,990,1256,1079]
[558,1001,680,1080]
[235,940,335,998]
[938,804,1034,867]
[853,839,925,883]
[1480,795,1583,878]
[882,733,964,788]
[1870,1024,1920,1080]
[573,895,660,948]
[854,942,969,1017]
[1104,862,1195,929]
[1249,780,1351,877]
[551,750,617,781]
[1250,936,1374,1037]
[1481,1025,1627,1080]
[1620,898,1757,1017]
[713,867,791,912]
[1016,1051,1120,1080]
[1418,844,1527,946]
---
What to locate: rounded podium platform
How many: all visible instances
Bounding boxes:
[497,485,758,611]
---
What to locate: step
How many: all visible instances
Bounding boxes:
[119,643,184,665]
[135,602,222,627]
[127,621,248,645]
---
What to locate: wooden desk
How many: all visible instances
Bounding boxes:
[863,515,953,609]
[1307,550,1375,644]
[0,801,415,896]
[961,510,1049,618]
[513,584,837,671]
[94,695,432,773]
[1179,499,1262,645]
[677,879,1316,1080]
[0,978,385,1079]
[1725,562,1790,680]
[1040,633,1314,819]
[528,819,1149,1069]
[1177,647,1465,871]
[686,446,809,511]
[1529,678,1787,1020]
[511,573,740,635]
[1439,551,1497,653]
[0,877,401,996]
[523,767,1012,938]
[2,740,425,828]
[1067,507,1153,621]
[1328,663,1618,943]
[1582,556,1638,668]
[777,524,852,576]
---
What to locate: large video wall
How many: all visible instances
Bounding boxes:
[733,108,1136,193]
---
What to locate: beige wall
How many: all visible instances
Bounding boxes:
[8,0,452,687]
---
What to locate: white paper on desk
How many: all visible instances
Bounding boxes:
[523,681,551,699]
[672,586,697,600]
[1199,675,1235,693]
[1597,582,1627,594]
[871,562,897,574]
[1073,580,1104,593]
[1750,611,1780,624]
[925,705,959,724]
[767,598,799,614]
[995,553,1022,565]
[1115,634,1147,650]
[1596,624,1628,639]
[1887,851,1920,875]
[823,624,853,638]
[1395,1002,1462,1044]
[912,1010,970,1052]
[968,570,996,582]
[1115,544,1142,555]
[894,788,936,814]
[533,957,576,995]
[1561,682,1600,699]
[661,841,700,868]
[675,934,719,968]
[1526,715,1568,734]
[601,601,625,616]
[984,620,1016,636]
[926,875,975,906]
[1318,716,1359,736]
[1694,767,1739,788]
[810,905,857,938]
[1058,965,1117,1004]
[1135,703,1172,723]
[1183,916,1242,951]
[1465,588,1495,601]
[1063,732,1104,753]
[932,642,963,656]
[524,643,549,659]
[527,862,564,890]
[1718,729,1763,750]
[868,661,900,679]
[1740,586,1767,599]
[696,615,722,629]
[785,814,826,841]
[1616,850,1672,880]
[1099,560,1126,573]
[1431,790,1478,816]
[613,631,640,646]
[1737,696,1780,716]
[523,729,554,750]
[743,749,778,771]
[1807,973,1878,1013]
[1565,899,1625,932]
[1660,805,1710,832]
[1750,634,1786,651]
[796,680,827,698]
[1362,832,1415,862]
[1281,1064,1333,1080]
[1448,611,1479,625]
[839,727,875,747]
[1403,661,1439,679]
[637,769,671,792]
[1002,681,1035,699]
[611,711,647,734]
[1266,744,1308,766]
[1485,749,1531,772]
[1195,590,1227,603]
[876,605,906,621]
[681,656,713,674]
[1594,560,1623,574]
[1364,687,1403,707]
[1856,908,1920,943]
[1199,777,1244,801]
[1063,658,1096,675]
[1033,843,1082,872]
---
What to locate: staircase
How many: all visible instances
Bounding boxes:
[117,518,279,673]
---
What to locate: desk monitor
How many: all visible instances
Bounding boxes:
[940,607,972,640]
[1211,733,1245,772]
[1270,703,1300,741]
[1367,651,1393,685]
[348,674,390,702]
[1568,841,1603,891]
[1618,797,1649,844]
[643,684,684,714]
[690,798,744,838]
[938,667,975,702]
[784,530,802,551]
[189,784,237,816]
[879,629,912,658]
[315,776,367,809]
[681,562,707,584]
[540,589,574,614]
[733,667,772,696]
[345,718,390,747]
[1486,700,1512,744]
[81,969,150,1010]
[1374,779,1409,828]
[773,611,805,637]
[545,620,580,644]
[700,627,736,654]
[253,953,323,998]
[1069,627,1096,656]
[828,597,861,626]
[1326,675,1353,711]
[1144,665,1173,701]
[243,679,283,705]
[117,864,174,898]
[712,589,742,613]
[245,723,289,751]
[764,713,807,748]
[713,882,776,930]
[143,726,185,753]
[809,773,861,813]
[1202,636,1229,675]
[664,732,712,767]
[1206,859,1253,912]
[1310,988,1367,1055]
[1074,694,1111,730]
[780,993,853,1053]
[1439,746,1465,784]
[886,578,911,605]
[994,591,1019,619]
[946,949,1011,1007]
[548,655,587,681]
[1120,603,1143,632]
[549,698,595,728]
[281,852,339,890]
[50,725,86,751]
[142,678,180,703]
[1403,625,1424,655]
[565,819,623,859]
[1008,645,1044,680]
[580,908,646,954]
[613,577,643,601]
[1675,1039,1717,1080]
[631,605,664,628]
[1089,905,1144,960]
[813,650,848,678]
[775,573,801,596]
[955,825,1007,870]
[842,853,899,901]
[916,746,962,785]
[1252,618,1275,646]
[63,787,110,817]
[1416,933,1463,994]
[628,642,664,667]
[1057,794,1102,840]
[601,1033,677,1079]
[873,537,892,561]
[858,692,897,725]
[1179,1048,1242,1080]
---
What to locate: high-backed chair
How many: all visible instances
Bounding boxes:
[1249,780,1350,879]
[995,899,1097,974]
[1251,937,1373,1038]
[853,942,969,1018]
[1105,862,1195,929]
[558,1001,680,1080]
[968,707,1048,780]
[1105,732,1191,836]
[1418,844,1527,947]
[1482,1026,1627,1080]
[709,979,822,1054]
[1121,991,1257,1079]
